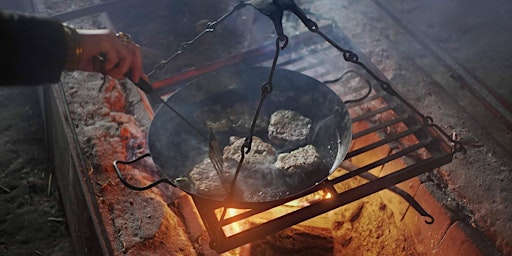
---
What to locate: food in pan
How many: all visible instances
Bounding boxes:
[195,103,269,132]
[222,136,277,174]
[268,109,311,148]
[190,109,321,198]
[274,144,322,175]
[189,157,227,198]
[189,136,277,198]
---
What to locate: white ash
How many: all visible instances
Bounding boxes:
[275,144,322,175]
[268,109,312,147]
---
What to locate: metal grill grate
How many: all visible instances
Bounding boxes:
[150,24,464,253]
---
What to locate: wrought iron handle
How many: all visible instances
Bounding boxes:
[125,70,153,94]
[113,153,175,191]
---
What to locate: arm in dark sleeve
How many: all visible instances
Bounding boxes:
[0,10,68,85]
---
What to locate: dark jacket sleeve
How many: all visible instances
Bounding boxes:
[0,10,68,85]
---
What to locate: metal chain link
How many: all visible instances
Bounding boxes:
[226,36,285,200]
[144,0,466,204]
[146,2,249,77]
[298,18,437,124]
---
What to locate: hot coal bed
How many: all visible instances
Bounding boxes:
[41,0,507,255]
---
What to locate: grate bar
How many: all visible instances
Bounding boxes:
[352,113,412,139]
[350,103,397,122]
[334,137,433,184]
[207,150,453,253]
[150,22,461,254]
[346,124,422,158]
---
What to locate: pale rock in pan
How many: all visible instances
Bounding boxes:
[222,136,279,199]
[222,136,277,174]
[195,103,269,132]
[189,157,227,198]
[189,136,277,199]
[275,144,322,175]
[268,109,312,148]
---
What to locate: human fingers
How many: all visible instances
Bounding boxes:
[127,42,143,82]
[114,32,143,82]
[105,33,145,81]
[75,31,121,74]
[103,46,131,80]
[75,30,142,81]
[99,34,133,79]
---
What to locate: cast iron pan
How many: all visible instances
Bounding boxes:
[147,66,351,204]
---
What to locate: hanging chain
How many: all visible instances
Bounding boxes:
[141,0,465,207]
[225,36,286,200]
[146,2,249,78]
[140,1,291,201]
[218,36,284,232]
[308,24,464,153]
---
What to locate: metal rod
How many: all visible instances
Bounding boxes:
[346,125,422,159]
[210,152,452,253]
[350,103,396,123]
[335,138,432,184]
[352,114,411,139]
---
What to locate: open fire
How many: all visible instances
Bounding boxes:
[119,38,460,252]
[42,0,487,255]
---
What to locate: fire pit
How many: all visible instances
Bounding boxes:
[109,1,463,253]
[43,0,507,255]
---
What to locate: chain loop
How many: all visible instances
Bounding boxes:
[343,51,359,63]
[279,35,289,49]
[225,36,282,201]
[146,2,248,77]
[261,82,272,95]
[143,0,466,203]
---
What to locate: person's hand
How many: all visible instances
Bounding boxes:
[72,29,143,82]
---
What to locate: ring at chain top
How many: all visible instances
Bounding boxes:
[116,32,132,44]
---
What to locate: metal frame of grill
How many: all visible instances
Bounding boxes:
[31,0,469,252]
[39,0,467,250]
[147,24,465,253]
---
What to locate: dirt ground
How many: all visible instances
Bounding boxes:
[0,86,73,255]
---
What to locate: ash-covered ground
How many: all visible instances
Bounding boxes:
[0,86,73,255]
